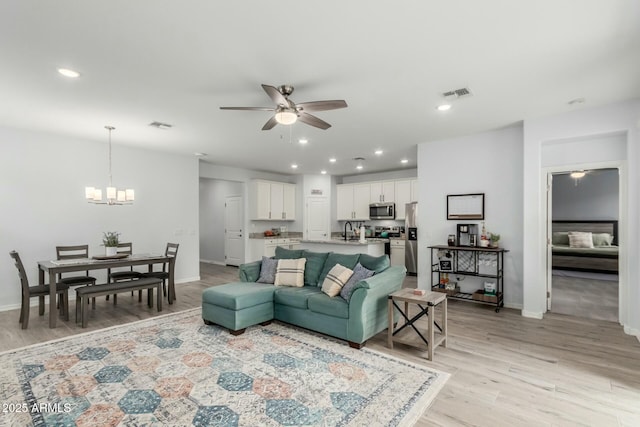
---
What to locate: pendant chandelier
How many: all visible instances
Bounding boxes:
[85,126,135,205]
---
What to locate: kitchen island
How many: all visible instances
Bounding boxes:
[298,238,387,256]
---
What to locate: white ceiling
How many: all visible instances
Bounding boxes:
[1,1,639,176]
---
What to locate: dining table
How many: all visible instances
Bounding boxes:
[38,253,176,328]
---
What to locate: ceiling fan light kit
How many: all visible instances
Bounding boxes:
[220,84,347,131]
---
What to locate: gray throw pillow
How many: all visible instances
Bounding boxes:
[257,256,278,284]
[340,263,375,302]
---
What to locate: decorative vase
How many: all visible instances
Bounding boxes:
[106,246,118,257]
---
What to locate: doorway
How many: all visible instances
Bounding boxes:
[305,196,330,240]
[546,167,621,322]
[225,195,244,266]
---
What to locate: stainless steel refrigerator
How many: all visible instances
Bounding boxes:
[405,202,418,275]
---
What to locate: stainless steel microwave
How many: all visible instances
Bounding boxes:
[369,203,395,220]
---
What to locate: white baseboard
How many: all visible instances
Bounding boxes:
[176,276,200,284]
[199,259,226,266]
[504,302,522,310]
[521,310,544,319]
[623,325,640,342]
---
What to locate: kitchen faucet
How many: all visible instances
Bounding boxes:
[344,221,353,241]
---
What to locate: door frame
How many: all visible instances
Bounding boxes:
[542,160,627,323]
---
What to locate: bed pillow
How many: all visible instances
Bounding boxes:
[592,233,614,247]
[340,263,375,302]
[568,231,594,248]
[256,256,278,284]
[274,258,306,287]
[552,232,570,246]
[321,264,354,297]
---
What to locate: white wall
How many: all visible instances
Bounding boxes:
[340,168,417,184]
[552,169,619,220]
[523,99,640,336]
[0,126,200,311]
[417,126,524,308]
[199,178,244,263]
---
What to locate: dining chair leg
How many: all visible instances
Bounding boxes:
[113,294,117,305]
[157,284,162,312]
[163,281,167,297]
[39,295,45,316]
[148,289,153,309]
[92,297,96,310]
[138,290,142,302]
[19,297,24,324]
[106,295,110,301]
[81,297,88,328]
[22,299,30,329]
[63,292,69,321]
[76,295,81,324]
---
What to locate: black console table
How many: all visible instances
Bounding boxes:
[428,245,508,312]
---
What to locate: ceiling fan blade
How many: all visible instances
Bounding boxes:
[262,116,278,130]
[298,112,331,130]
[220,107,275,111]
[262,84,289,106]
[296,100,348,112]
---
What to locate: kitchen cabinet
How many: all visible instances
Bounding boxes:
[249,180,296,221]
[249,238,301,262]
[370,181,395,203]
[390,239,406,267]
[394,180,412,220]
[336,183,370,220]
[410,179,418,202]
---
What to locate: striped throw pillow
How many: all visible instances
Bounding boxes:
[321,264,354,297]
[274,258,306,287]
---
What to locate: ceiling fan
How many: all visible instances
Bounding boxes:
[220,84,347,130]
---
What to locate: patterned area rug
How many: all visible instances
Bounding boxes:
[0,309,449,426]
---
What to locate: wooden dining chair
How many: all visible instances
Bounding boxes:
[107,242,141,304]
[56,245,97,308]
[143,243,179,299]
[10,251,69,329]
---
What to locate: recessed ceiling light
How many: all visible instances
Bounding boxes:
[291,164,298,169]
[329,158,337,163]
[437,104,451,111]
[57,68,80,78]
[321,170,327,175]
[356,165,363,170]
[401,159,409,164]
[299,138,308,144]
[375,150,383,155]
[194,152,208,157]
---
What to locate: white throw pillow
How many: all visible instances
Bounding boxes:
[568,231,594,248]
[274,258,306,287]
[321,264,354,297]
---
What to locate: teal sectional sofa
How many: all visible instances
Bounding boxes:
[202,248,407,348]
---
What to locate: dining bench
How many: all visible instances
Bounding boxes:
[75,277,163,328]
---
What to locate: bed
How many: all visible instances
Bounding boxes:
[551,220,619,274]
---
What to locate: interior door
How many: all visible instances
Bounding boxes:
[546,173,553,311]
[306,197,330,240]
[225,195,244,266]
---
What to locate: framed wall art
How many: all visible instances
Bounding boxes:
[447,193,485,220]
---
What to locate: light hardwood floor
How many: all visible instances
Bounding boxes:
[1,263,639,426]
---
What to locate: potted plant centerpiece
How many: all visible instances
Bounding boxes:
[489,233,500,248]
[102,231,120,256]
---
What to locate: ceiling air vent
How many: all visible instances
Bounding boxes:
[442,87,473,99]
[149,121,173,130]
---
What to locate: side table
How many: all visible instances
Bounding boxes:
[387,289,447,360]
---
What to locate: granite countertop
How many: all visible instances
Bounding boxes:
[299,238,388,246]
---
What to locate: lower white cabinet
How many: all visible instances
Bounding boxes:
[390,239,406,267]
[249,238,300,262]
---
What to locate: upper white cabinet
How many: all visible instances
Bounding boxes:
[336,183,370,220]
[394,180,412,220]
[337,178,417,221]
[249,180,296,220]
[370,181,395,203]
